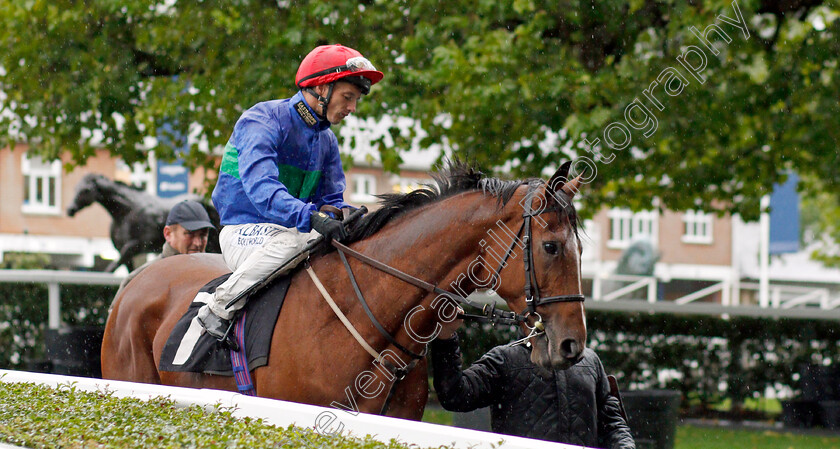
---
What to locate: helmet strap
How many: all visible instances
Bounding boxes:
[303,83,335,122]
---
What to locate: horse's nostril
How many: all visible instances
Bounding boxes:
[560,338,580,359]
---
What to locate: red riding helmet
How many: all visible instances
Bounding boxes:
[295,44,384,95]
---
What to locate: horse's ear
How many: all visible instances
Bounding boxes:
[561,175,583,198]
[547,161,583,199]
[548,161,572,191]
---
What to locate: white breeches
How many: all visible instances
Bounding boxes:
[208,223,317,319]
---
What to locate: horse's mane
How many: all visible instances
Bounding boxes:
[345,160,578,243]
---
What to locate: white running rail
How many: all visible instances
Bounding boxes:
[0,370,585,449]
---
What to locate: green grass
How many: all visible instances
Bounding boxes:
[677,425,840,449]
[422,407,840,449]
[421,407,453,426]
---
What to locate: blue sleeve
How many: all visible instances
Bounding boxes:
[235,113,317,231]
[316,134,352,211]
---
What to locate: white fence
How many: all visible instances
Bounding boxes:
[0,269,123,329]
[0,370,582,449]
[583,272,840,319]
[1,269,840,326]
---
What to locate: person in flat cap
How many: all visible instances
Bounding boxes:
[114,199,216,297]
[163,199,217,255]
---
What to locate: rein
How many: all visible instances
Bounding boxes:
[323,182,587,357]
[332,240,523,327]
[307,182,585,415]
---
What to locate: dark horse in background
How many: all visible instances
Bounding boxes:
[66,173,220,272]
[101,161,588,419]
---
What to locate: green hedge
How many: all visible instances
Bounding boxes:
[0,382,429,449]
[0,282,115,370]
[456,311,840,409]
[0,253,115,369]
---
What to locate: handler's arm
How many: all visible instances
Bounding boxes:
[429,335,503,413]
[595,355,636,449]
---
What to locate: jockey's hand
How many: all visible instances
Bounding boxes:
[437,306,465,341]
[311,211,348,242]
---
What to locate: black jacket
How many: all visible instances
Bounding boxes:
[431,336,635,449]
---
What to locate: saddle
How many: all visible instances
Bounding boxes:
[158,272,292,375]
[159,206,364,375]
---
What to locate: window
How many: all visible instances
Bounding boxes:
[350,174,377,202]
[392,178,425,194]
[21,152,62,215]
[682,210,714,244]
[607,208,658,249]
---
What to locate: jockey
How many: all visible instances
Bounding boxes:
[197,44,384,340]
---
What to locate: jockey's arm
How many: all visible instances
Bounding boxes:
[315,135,354,214]
[236,116,318,232]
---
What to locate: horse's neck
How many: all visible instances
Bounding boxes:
[364,203,489,288]
[96,184,141,218]
[335,197,498,335]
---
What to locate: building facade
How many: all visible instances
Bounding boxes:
[0,144,213,271]
[3,117,837,309]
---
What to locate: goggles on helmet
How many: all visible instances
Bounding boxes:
[297,57,379,88]
[344,57,377,72]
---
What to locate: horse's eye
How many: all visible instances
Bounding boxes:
[543,242,559,255]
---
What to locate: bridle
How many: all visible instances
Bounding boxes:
[320,182,585,413]
[334,181,587,341]
[488,182,586,323]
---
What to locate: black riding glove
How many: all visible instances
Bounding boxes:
[310,211,348,242]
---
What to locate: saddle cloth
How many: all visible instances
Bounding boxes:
[158,273,291,375]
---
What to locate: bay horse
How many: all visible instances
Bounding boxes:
[101,161,587,419]
[66,173,220,272]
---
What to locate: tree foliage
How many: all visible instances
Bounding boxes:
[1,0,838,220]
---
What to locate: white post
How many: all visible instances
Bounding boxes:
[721,280,731,307]
[592,274,602,301]
[759,196,770,308]
[730,215,741,306]
[647,278,657,303]
[48,281,61,329]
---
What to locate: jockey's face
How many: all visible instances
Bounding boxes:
[314,81,363,124]
[164,224,209,255]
